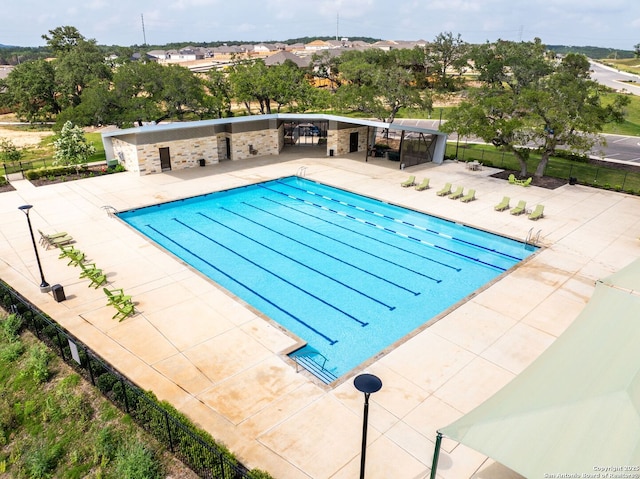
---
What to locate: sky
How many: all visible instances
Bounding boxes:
[3,0,639,50]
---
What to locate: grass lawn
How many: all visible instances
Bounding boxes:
[448,142,640,193]
[601,93,640,136]
[0,312,197,479]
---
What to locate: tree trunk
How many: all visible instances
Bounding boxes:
[513,149,528,177]
[535,152,550,178]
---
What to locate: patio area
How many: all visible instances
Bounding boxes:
[1,151,638,478]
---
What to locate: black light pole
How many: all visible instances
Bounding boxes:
[354,373,382,479]
[18,205,50,293]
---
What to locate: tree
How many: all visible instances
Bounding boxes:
[203,69,233,118]
[0,59,59,122]
[229,59,272,114]
[442,41,629,178]
[42,26,84,55]
[426,32,469,91]
[635,43,640,59]
[53,121,96,169]
[53,37,112,108]
[0,138,23,163]
[334,49,431,122]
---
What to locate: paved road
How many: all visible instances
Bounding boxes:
[589,60,640,96]
[393,119,640,164]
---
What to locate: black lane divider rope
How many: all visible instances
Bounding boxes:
[261,195,463,273]
[242,202,434,289]
[274,181,523,263]
[198,211,396,310]
[146,224,338,345]
[172,218,370,328]
[262,185,507,272]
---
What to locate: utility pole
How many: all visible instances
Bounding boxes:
[141,13,147,46]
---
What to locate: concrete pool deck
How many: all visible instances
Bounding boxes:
[1,150,639,478]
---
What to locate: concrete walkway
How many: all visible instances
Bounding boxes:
[1,152,638,478]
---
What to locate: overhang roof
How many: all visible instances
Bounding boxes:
[101,114,443,139]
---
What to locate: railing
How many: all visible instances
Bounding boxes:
[291,349,337,384]
[296,166,307,177]
[525,228,542,245]
[0,279,253,479]
[3,159,49,178]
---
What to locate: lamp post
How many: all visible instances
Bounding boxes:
[354,373,382,479]
[18,205,50,293]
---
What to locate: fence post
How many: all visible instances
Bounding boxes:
[164,410,175,452]
[55,329,66,360]
[120,378,130,413]
[85,347,96,385]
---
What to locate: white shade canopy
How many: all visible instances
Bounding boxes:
[439,258,640,478]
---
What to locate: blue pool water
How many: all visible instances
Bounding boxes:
[118,177,537,380]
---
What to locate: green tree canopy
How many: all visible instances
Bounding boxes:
[334,49,431,122]
[441,41,629,177]
[0,59,59,122]
[426,32,469,91]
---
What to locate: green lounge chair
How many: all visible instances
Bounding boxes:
[522,177,532,187]
[112,301,135,321]
[401,175,416,187]
[38,229,74,249]
[436,182,452,196]
[78,263,107,288]
[59,246,85,266]
[494,196,510,211]
[103,287,132,306]
[39,230,68,246]
[460,189,476,203]
[510,200,527,215]
[508,174,516,184]
[528,204,545,220]
[415,178,430,191]
[448,186,464,200]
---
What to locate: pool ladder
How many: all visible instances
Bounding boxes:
[101,205,118,218]
[526,227,542,245]
[292,350,337,384]
[296,166,307,177]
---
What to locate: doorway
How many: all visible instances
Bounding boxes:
[159,147,171,171]
[225,138,231,160]
[349,132,359,153]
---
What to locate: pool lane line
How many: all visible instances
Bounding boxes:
[243,202,436,289]
[271,181,524,262]
[198,211,398,310]
[262,196,462,273]
[145,224,339,345]
[172,218,370,328]
[263,188,507,272]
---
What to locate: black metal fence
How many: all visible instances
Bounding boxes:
[2,159,49,178]
[0,279,253,479]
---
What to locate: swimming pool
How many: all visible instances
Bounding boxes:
[118,177,537,381]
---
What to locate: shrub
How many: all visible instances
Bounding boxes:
[1,314,23,343]
[96,372,118,394]
[23,344,51,384]
[0,342,25,363]
[23,440,64,479]
[93,426,119,465]
[113,441,163,479]
[25,165,88,180]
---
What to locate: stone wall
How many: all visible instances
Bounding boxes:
[111,138,139,173]
[332,126,368,156]
[230,128,279,160]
